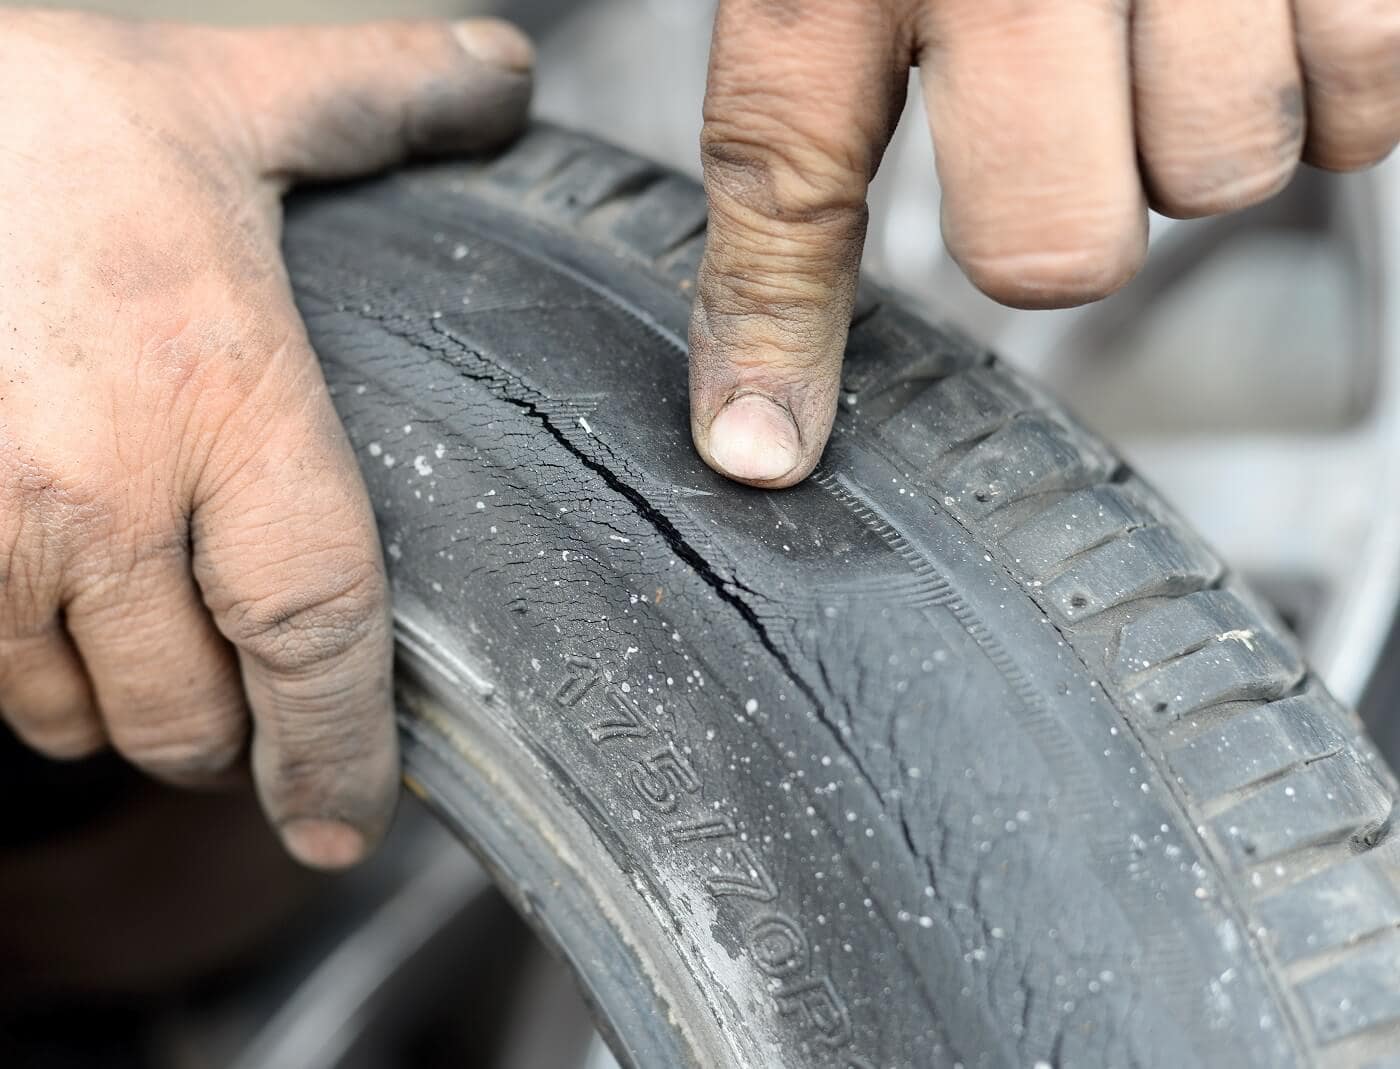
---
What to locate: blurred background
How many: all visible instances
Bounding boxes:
[3,1,1398,1066]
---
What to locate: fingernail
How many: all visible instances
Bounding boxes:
[452,19,535,74]
[707,393,802,484]
[282,818,366,870]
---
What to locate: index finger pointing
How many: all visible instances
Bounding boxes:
[691,0,913,488]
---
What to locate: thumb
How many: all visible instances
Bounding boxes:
[691,0,908,488]
[199,18,533,181]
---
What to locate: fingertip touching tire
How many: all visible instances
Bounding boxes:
[284,124,1400,1069]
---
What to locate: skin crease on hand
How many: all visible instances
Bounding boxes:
[0,10,532,870]
[692,0,1400,489]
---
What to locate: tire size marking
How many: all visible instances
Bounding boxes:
[554,654,871,1066]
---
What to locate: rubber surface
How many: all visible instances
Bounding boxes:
[284,125,1400,1069]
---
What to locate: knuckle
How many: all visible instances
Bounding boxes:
[700,117,870,228]
[694,133,868,357]
[67,530,189,619]
[226,559,387,674]
[0,447,97,610]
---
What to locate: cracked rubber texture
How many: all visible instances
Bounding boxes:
[284,125,1400,1069]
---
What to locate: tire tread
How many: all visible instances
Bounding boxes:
[385,125,1400,1060]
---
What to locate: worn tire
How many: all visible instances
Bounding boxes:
[284,125,1400,1069]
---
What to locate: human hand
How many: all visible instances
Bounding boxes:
[690,0,1399,486]
[0,10,531,868]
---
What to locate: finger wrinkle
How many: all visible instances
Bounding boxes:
[253,680,390,734]
[701,132,875,222]
[698,254,859,312]
[203,534,375,587]
[705,194,867,253]
[220,574,384,675]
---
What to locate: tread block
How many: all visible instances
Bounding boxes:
[842,307,979,394]
[840,309,986,425]
[479,128,593,192]
[1041,526,1222,626]
[1123,640,1303,724]
[1211,754,1392,868]
[1113,589,1304,721]
[1115,589,1292,675]
[535,148,660,219]
[874,366,1035,473]
[1166,691,1349,800]
[939,412,1118,520]
[608,173,708,258]
[998,485,1150,581]
[1256,853,1400,963]
[1296,931,1400,1045]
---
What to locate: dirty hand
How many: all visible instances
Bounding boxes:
[690,0,1400,487]
[0,11,531,868]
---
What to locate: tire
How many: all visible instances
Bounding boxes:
[283,125,1400,1069]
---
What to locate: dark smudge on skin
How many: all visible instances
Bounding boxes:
[283,67,532,177]
[405,70,533,157]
